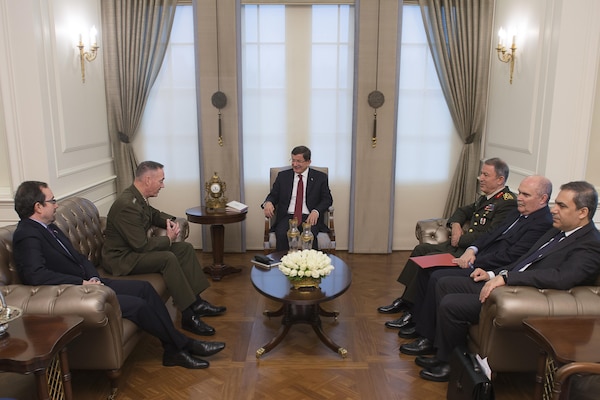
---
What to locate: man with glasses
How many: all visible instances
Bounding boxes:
[262,145,333,251]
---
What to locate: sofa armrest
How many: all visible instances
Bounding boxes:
[476,286,600,344]
[1,283,126,370]
[1,283,122,329]
[147,217,189,242]
[415,218,450,244]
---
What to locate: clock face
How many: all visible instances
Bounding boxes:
[210,183,221,194]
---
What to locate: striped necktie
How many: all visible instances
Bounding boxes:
[511,231,566,272]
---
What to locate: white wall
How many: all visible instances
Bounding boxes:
[485,0,600,197]
[0,0,115,226]
[0,0,597,237]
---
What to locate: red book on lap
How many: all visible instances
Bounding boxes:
[409,253,457,268]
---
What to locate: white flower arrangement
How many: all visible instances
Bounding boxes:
[279,249,335,281]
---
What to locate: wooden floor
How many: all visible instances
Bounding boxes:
[69,251,535,400]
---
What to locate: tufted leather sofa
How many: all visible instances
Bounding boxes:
[415,218,600,373]
[0,196,189,396]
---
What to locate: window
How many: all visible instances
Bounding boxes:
[134,6,203,244]
[241,4,354,249]
[395,5,458,183]
[393,5,461,249]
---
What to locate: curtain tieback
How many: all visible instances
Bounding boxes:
[118,132,131,143]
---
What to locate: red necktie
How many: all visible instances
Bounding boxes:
[294,174,304,223]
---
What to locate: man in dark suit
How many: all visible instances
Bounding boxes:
[101,161,225,337]
[12,181,226,369]
[262,145,333,251]
[414,181,600,382]
[379,158,517,327]
[398,175,553,343]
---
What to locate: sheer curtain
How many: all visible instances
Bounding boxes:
[393,5,462,250]
[241,4,354,250]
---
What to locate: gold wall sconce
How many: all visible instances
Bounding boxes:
[77,26,99,83]
[496,27,517,84]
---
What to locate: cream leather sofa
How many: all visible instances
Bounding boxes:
[415,218,600,372]
[0,196,188,397]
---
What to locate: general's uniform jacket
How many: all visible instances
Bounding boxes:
[446,186,517,248]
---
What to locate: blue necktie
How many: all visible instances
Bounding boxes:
[511,231,566,272]
[47,224,77,261]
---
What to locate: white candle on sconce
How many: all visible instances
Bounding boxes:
[497,27,506,47]
[90,26,97,46]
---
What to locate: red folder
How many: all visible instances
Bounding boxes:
[409,253,457,268]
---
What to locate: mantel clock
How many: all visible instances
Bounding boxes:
[205,172,228,212]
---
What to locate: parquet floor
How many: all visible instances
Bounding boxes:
[68,251,535,399]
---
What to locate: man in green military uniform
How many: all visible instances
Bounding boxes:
[102,161,225,336]
[378,158,517,329]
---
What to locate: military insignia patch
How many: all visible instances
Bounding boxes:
[503,193,515,200]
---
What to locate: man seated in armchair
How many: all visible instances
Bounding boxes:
[12,181,225,369]
[378,158,517,331]
[262,145,333,251]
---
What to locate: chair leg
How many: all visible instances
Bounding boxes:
[105,369,120,400]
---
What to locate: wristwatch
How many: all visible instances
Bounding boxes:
[498,269,508,284]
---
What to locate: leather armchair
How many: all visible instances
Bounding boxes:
[414,217,600,373]
[0,197,189,397]
[264,166,335,253]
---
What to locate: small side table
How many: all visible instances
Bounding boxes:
[0,314,83,400]
[186,206,247,281]
[523,316,600,400]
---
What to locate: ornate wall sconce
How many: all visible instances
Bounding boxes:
[77,26,99,83]
[496,27,517,84]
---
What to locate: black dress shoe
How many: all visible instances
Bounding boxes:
[163,351,209,369]
[398,324,417,339]
[385,312,413,329]
[399,337,435,356]
[415,356,442,369]
[182,315,216,336]
[377,297,409,314]
[193,299,227,317]
[419,363,450,382]
[189,340,226,357]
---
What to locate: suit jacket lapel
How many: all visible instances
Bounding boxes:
[534,224,592,264]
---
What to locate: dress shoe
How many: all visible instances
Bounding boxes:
[192,299,227,317]
[384,312,413,329]
[415,355,442,369]
[163,350,209,369]
[189,340,226,357]
[419,363,451,382]
[399,337,435,356]
[182,315,216,336]
[398,324,418,339]
[377,297,409,314]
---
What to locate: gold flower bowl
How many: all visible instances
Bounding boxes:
[290,277,321,290]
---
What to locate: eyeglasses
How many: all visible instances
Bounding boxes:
[44,198,57,205]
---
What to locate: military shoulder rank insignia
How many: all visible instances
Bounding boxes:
[503,193,515,200]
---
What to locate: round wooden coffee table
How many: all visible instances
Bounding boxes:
[250,253,351,358]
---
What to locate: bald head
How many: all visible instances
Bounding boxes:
[516,175,552,216]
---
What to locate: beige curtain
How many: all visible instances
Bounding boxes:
[102,0,177,193]
[418,0,495,216]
